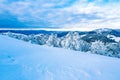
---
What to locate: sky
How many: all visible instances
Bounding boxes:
[0,0,120,30]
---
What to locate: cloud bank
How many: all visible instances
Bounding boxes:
[0,0,120,29]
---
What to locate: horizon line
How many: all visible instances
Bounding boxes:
[0,28,118,31]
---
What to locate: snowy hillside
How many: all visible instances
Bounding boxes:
[0,35,120,80]
[1,28,120,58]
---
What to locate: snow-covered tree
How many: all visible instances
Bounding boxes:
[105,43,120,58]
[60,32,79,50]
[46,34,58,47]
[3,32,30,42]
[60,32,90,52]
[90,40,107,55]
[75,40,90,52]
[31,34,49,45]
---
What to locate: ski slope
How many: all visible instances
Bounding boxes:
[0,35,120,80]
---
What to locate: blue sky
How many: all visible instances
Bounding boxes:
[0,0,120,29]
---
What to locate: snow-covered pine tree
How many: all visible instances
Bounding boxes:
[90,40,107,55]
[105,43,120,58]
[31,34,49,45]
[46,34,58,47]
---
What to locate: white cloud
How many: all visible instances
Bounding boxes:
[0,0,120,29]
[61,1,120,29]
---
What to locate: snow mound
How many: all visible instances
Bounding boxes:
[0,35,120,80]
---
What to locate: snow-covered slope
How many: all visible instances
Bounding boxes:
[0,35,120,80]
[107,34,120,42]
[1,31,120,58]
